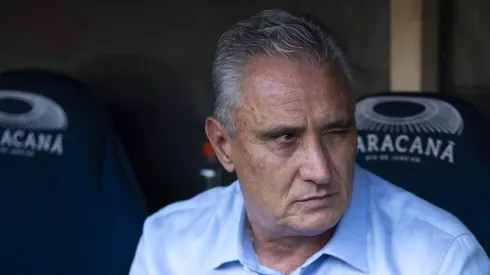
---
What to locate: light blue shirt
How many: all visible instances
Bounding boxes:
[129,165,490,274]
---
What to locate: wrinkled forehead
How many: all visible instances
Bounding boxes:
[237,57,353,128]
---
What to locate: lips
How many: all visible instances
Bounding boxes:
[297,193,336,202]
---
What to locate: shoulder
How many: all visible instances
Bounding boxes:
[133,182,242,273]
[364,169,470,237]
[143,182,240,240]
[362,169,488,273]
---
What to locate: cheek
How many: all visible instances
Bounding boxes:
[327,137,357,189]
[240,145,296,204]
[242,145,269,176]
[328,136,357,166]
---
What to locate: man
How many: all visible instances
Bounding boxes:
[129,9,490,275]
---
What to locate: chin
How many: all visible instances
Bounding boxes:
[289,211,342,236]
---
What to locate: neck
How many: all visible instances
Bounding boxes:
[249,221,335,274]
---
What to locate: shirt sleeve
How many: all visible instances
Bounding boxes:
[437,233,490,275]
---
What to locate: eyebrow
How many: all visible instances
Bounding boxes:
[257,119,354,139]
[322,119,354,131]
[258,125,305,139]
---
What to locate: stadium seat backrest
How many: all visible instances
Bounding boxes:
[355,92,490,254]
[0,69,147,275]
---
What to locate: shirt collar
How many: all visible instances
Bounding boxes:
[321,164,370,273]
[209,182,243,269]
[211,164,370,273]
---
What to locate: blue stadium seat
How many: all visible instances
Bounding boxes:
[0,70,148,275]
[355,92,490,254]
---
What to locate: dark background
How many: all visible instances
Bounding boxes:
[0,0,488,211]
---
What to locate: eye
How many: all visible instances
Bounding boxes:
[332,129,348,135]
[276,134,297,143]
[324,129,349,140]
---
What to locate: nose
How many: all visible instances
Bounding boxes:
[299,140,332,185]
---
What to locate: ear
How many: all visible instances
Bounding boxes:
[205,117,235,172]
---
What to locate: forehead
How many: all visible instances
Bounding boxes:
[237,57,352,129]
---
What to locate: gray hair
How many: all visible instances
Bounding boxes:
[212,9,355,135]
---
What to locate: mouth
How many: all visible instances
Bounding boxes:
[297,193,337,202]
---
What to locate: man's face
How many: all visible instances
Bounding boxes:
[231,57,357,235]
